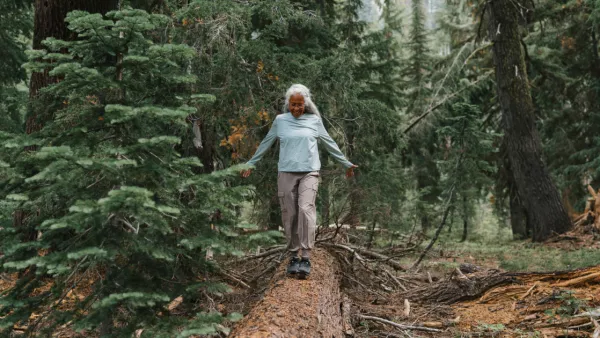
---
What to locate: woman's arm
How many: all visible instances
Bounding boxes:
[246,117,278,167]
[317,118,354,168]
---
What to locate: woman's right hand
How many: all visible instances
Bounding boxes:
[241,169,252,178]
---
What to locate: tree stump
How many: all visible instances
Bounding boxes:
[229,248,344,338]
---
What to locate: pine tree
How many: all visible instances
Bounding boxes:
[1,9,250,335]
[437,102,498,241]
[0,0,32,134]
[402,0,441,232]
[0,0,33,87]
[27,0,120,134]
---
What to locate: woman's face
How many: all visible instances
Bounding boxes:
[289,93,305,119]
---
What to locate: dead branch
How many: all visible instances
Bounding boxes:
[236,246,285,262]
[554,272,600,287]
[357,314,444,333]
[385,269,408,291]
[348,245,407,271]
[342,296,355,336]
[217,268,250,289]
[411,184,456,270]
[405,269,515,304]
[322,242,406,271]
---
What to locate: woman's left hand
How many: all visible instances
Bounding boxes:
[346,165,358,178]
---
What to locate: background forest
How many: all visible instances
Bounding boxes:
[1,0,600,336]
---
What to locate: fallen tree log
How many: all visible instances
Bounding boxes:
[404,268,516,304]
[229,248,345,337]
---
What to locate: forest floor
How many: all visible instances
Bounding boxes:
[3,226,600,337]
[222,226,600,338]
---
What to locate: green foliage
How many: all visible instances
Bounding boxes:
[508,0,600,211]
[476,323,505,333]
[0,0,32,86]
[552,290,586,317]
[437,102,498,239]
[0,9,248,335]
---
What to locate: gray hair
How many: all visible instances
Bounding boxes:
[283,84,321,117]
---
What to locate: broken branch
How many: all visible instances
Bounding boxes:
[357,314,444,333]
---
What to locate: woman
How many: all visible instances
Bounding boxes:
[242,84,357,279]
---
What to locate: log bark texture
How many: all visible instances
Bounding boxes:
[487,0,571,241]
[230,249,344,337]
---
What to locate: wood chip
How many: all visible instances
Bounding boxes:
[167,295,183,311]
[519,282,538,300]
[588,185,597,199]
[554,272,600,287]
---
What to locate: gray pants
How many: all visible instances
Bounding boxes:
[277,171,319,258]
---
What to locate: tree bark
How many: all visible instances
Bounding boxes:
[346,124,361,228]
[502,137,529,240]
[487,0,571,242]
[230,249,344,337]
[196,120,215,173]
[509,186,528,239]
[460,196,468,242]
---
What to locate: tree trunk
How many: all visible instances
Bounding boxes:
[347,130,361,228]
[196,120,216,173]
[502,137,529,240]
[460,196,468,242]
[367,212,378,249]
[230,249,344,337]
[447,206,454,233]
[509,187,528,239]
[487,0,571,242]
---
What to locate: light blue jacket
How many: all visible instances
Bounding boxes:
[247,112,354,172]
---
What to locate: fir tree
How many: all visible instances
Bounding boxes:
[0,0,32,87]
[1,9,251,336]
[0,0,32,133]
[402,0,441,232]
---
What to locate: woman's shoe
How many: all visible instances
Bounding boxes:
[297,258,311,279]
[287,257,300,275]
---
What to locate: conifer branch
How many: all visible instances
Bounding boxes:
[404,71,492,134]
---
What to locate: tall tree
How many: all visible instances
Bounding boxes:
[404,0,440,232]
[487,0,571,241]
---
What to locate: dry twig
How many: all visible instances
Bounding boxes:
[357,315,444,333]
